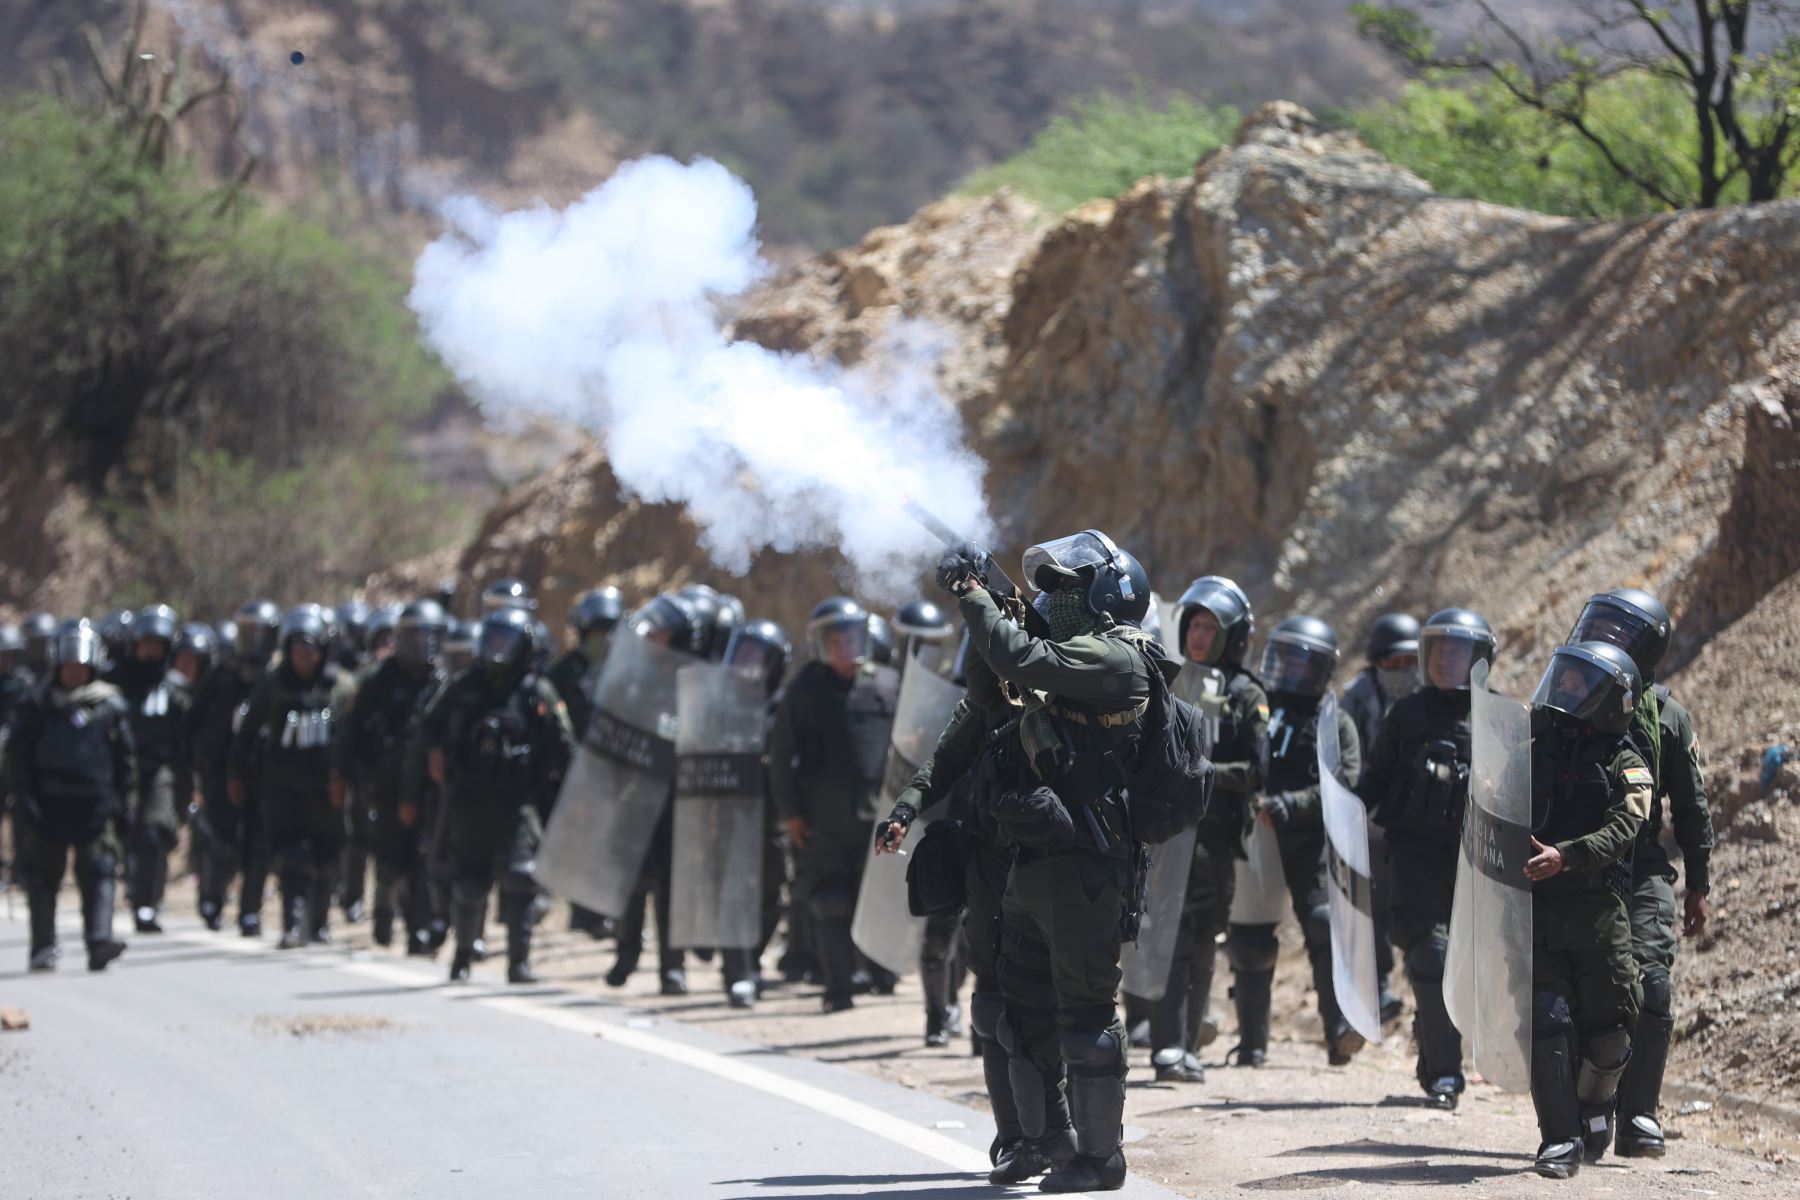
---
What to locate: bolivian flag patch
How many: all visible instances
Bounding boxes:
[1623,766,1653,787]
[1256,703,1270,720]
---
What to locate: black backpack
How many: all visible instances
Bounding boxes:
[1095,641,1215,845]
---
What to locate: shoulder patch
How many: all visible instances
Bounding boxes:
[1623,766,1653,787]
[1255,703,1270,720]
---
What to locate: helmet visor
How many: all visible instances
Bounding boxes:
[1419,627,1490,691]
[1531,651,1619,724]
[1020,531,1115,595]
[478,623,529,669]
[55,628,104,667]
[396,625,440,668]
[1568,599,1655,666]
[809,619,869,667]
[1259,637,1336,697]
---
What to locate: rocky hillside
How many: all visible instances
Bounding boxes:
[429,103,1800,1114]
[3,0,1410,249]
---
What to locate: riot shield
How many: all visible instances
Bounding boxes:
[668,664,769,950]
[535,631,698,917]
[1318,691,1383,1045]
[1120,824,1197,1000]
[1445,660,1534,1092]
[850,659,964,977]
[1230,821,1288,926]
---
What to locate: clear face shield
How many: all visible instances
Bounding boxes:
[478,623,529,671]
[1567,599,1653,666]
[726,637,779,689]
[1530,649,1622,725]
[810,619,870,672]
[235,622,278,662]
[396,624,442,669]
[1020,531,1117,596]
[1260,636,1337,697]
[1420,627,1492,692]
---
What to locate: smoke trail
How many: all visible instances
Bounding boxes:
[409,156,994,598]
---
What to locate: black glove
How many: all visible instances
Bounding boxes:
[1261,792,1295,829]
[935,551,977,597]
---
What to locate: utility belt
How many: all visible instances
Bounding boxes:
[1044,698,1147,729]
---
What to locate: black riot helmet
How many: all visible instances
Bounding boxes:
[132,604,181,651]
[1565,588,1671,681]
[1532,641,1642,734]
[676,585,723,658]
[894,599,955,665]
[22,612,58,674]
[1364,613,1421,662]
[396,599,448,670]
[725,619,793,697]
[174,622,218,680]
[1175,576,1255,668]
[482,577,537,613]
[215,619,240,668]
[0,622,21,675]
[713,594,746,660]
[1260,615,1340,699]
[233,599,281,663]
[808,596,871,666]
[279,604,331,656]
[632,592,704,654]
[477,606,535,679]
[444,619,478,675]
[569,587,626,637]
[1021,529,1144,622]
[53,617,107,676]
[332,600,371,653]
[99,609,134,661]
[1418,608,1496,693]
[366,604,402,659]
[868,614,895,666]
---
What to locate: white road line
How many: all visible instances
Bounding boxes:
[160,925,993,1176]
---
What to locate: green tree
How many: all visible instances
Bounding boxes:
[959,89,1242,213]
[1353,1,1800,209]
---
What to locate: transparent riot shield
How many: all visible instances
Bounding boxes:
[1319,691,1382,1045]
[668,664,769,950]
[535,631,698,917]
[1230,821,1288,925]
[850,660,964,977]
[1120,824,1197,1000]
[1445,660,1534,1092]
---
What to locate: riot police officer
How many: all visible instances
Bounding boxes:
[1359,607,1497,1108]
[190,600,279,934]
[334,599,448,950]
[768,597,900,1012]
[937,529,1159,1193]
[116,604,191,934]
[20,612,58,678]
[1563,589,1712,1160]
[5,619,135,971]
[1525,640,1651,1179]
[548,586,626,739]
[1150,576,1266,1083]
[418,607,574,983]
[1226,615,1364,1067]
[229,605,358,949]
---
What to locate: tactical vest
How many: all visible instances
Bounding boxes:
[1531,729,1631,897]
[453,682,537,796]
[32,698,123,841]
[263,668,343,772]
[844,665,901,787]
[355,663,434,770]
[1265,695,1323,796]
[1383,693,1471,845]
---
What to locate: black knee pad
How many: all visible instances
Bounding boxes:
[1639,967,1671,1018]
[499,866,539,898]
[807,879,856,923]
[1226,924,1279,973]
[1060,1026,1126,1074]
[1404,935,1449,984]
[1300,906,1331,953]
[1533,988,1572,1038]
[971,991,1006,1041]
[997,1005,1050,1056]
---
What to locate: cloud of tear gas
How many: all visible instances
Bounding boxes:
[409,156,994,599]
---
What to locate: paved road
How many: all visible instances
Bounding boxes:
[0,908,1179,1199]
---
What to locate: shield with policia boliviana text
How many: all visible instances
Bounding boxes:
[668,662,769,950]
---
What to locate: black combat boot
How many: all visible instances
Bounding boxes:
[1229,968,1273,1067]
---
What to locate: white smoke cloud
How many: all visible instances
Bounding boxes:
[409,156,994,599]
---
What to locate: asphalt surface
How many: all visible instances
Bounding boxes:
[0,905,1181,1200]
